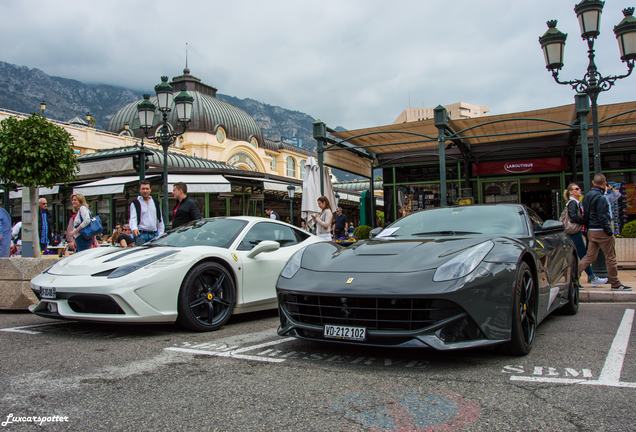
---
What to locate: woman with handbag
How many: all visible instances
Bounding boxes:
[563,183,607,286]
[69,193,92,252]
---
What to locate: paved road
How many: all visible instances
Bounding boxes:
[0,303,634,431]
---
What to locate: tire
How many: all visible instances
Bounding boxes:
[558,255,579,316]
[504,262,537,356]
[177,261,236,332]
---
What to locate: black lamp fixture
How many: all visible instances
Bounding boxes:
[136,76,193,224]
[539,2,636,176]
[287,184,296,225]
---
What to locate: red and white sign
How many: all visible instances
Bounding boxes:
[472,157,566,176]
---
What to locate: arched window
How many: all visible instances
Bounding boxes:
[286,156,296,178]
[300,159,306,180]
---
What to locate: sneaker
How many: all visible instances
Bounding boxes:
[590,277,608,286]
[611,285,632,291]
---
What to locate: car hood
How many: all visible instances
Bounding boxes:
[46,246,179,276]
[301,237,495,273]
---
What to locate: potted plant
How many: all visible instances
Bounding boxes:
[617,221,636,269]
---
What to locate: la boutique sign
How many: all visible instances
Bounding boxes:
[472,157,565,176]
[504,162,534,173]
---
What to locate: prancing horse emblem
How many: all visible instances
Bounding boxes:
[346,277,354,284]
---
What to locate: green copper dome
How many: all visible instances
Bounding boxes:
[108,69,263,145]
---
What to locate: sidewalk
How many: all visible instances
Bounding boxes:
[579,269,636,302]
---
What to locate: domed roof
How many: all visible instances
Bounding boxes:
[108,69,263,144]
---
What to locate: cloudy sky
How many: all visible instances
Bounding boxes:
[1,0,635,130]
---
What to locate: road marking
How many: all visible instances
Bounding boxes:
[597,308,634,385]
[508,308,635,389]
[165,337,295,363]
[0,321,73,335]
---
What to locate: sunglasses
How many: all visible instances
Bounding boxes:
[572,187,580,191]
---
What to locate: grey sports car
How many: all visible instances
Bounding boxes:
[276,204,579,356]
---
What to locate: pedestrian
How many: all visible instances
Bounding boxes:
[65,211,76,253]
[113,225,135,248]
[0,206,11,257]
[38,197,53,252]
[108,224,122,245]
[562,183,607,286]
[311,196,333,241]
[300,219,308,232]
[333,207,348,240]
[171,182,201,229]
[129,180,164,246]
[265,207,280,220]
[578,174,631,291]
[69,193,93,252]
[11,220,22,255]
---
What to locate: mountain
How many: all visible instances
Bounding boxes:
[0,60,320,152]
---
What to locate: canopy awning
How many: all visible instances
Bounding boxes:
[168,174,230,193]
[73,176,156,196]
[7,186,60,199]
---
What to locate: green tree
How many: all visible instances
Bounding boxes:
[0,114,77,256]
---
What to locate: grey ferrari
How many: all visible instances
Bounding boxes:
[276,204,579,356]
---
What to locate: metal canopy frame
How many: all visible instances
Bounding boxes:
[315,101,636,226]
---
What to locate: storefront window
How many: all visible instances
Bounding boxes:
[396,183,459,218]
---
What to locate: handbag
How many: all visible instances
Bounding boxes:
[80,213,103,240]
[559,207,582,235]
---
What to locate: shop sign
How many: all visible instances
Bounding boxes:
[472,157,565,176]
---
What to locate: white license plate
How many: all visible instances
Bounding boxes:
[40,287,56,299]
[324,324,366,341]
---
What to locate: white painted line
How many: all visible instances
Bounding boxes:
[231,337,295,354]
[598,308,634,385]
[510,376,636,389]
[0,321,74,335]
[164,346,285,363]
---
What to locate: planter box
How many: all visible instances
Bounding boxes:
[0,257,59,310]
[616,238,636,269]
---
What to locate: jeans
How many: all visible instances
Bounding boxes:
[134,231,157,246]
[75,236,92,252]
[569,232,595,280]
[579,231,622,289]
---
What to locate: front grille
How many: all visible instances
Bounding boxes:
[279,293,463,331]
[67,295,125,314]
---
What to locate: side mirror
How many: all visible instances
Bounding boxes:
[247,240,280,258]
[536,220,564,234]
[369,227,383,239]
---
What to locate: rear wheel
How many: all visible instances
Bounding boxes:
[505,262,537,356]
[559,255,579,316]
[177,262,235,332]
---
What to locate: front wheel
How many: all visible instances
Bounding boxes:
[505,262,537,356]
[177,262,235,332]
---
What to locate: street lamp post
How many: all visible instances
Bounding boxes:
[539,3,636,178]
[287,184,296,225]
[136,77,193,225]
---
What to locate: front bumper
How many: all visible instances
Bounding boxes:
[29,271,179,323]
[276,262,517,349]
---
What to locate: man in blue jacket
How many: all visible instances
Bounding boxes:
[578,174,631,291]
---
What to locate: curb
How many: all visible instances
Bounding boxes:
[579,289,636,303]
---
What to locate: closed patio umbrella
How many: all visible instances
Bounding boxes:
[301,157,336,231]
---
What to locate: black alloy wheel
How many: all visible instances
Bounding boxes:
[177,262,235,332]
[559,255,580,316]
[506,262,537,356]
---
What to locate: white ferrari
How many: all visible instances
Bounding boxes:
[30,217,322,331]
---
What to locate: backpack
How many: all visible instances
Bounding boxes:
[130,197,162,225]
[559,207,582,235]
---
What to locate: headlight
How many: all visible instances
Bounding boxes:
[433,241,494,282]
[107,250,178,279]
[280,249,305,279]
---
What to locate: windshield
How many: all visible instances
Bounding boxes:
[382,206,528,237]
[149,218,248,248]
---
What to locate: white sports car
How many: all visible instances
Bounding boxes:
[30,217,322,331]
